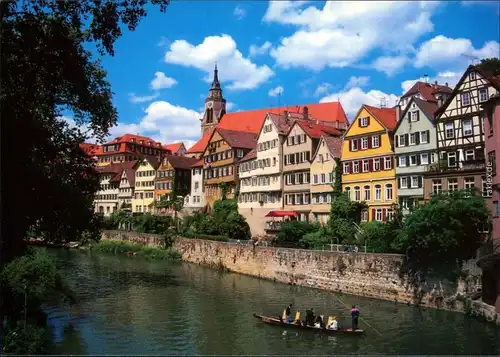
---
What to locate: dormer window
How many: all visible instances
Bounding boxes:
[131,138,135,142]
[139,140,144,144]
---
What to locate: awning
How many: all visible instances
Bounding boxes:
[265,210,298,218]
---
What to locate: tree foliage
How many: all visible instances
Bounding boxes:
[328,193,367,244]
[332,158,343,198]
[276,220,320,247]
[479,57,500,75]
[1,0,170,353]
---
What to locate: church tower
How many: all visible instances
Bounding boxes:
[201,64,226,136]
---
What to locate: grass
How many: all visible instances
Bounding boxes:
[96,240,182,261]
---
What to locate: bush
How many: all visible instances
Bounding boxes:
[103,212,173,234]
[358,221,398,253]
[2,321,51,355]
[276,220,320,246]
[299,227,331,249]
[182,230,229,242]
[96,240,181,261]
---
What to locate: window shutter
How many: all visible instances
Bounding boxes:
[349,161,353,174]
[426,130,430,142]
[382,209,387,221]
[358,119,361,127]
[406,155,410,166]
[358,160,362,170]
[418,176,423,188]
[404,134,409,146]
[417,155,421,165]
[371,209,376,221]
[415,133,420,145]
[357,138,362,148]
[408,112,411,122]
[349,139,353,151]
[368,137,372,149]
[395,135,399,147]
[369,159,373,171]
[367,116,371,126]
[397,178,401,189]
[416,111,420,121]
[378,135,381,146]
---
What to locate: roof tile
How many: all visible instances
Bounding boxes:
[364,105,397,131]
[323,136,343,158]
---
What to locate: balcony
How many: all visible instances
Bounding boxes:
[425,159,486,174]
[264,221,283,232]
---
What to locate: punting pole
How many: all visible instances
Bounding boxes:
[332,294,382,337]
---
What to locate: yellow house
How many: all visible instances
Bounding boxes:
[310,135,343,225]
[341,105,398,222]
[131,157,160,214]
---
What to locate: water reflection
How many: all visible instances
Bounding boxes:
[46,249,500,355]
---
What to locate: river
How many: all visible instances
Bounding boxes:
[44,248,500,355]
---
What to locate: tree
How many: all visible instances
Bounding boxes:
[1,0,170,351]
[394,189,491,278]
[478,57,500,75]
[332,158,343,198]
[328,193,367,245]
[276,221,319,246]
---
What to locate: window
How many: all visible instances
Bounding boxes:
[318,154,324,162]
[400,177,408,189]
[361,137,368,149]
[462,119,473,136]
[448,152,457,167]
[398,135,405,147]
[320,173,326,183]
[373,159,380,171]
[363,185,371,201]
[461,92,471,106]
[411,112,418,122]
[421,153,429,165]
[372,135,380,148]
[343,162,350,174]
[345,187,351,199]
[409,155,417,166]
[420,131,428,143]
[399,156,407,167]
[374,185,382,200]
[375,209,383,222]
[354,186,361,201]
[313,174,318,184]
[353,161,360,173]
[464,149,475,161]
[237,150,244,158]
[469,72,476,80]
[411,176,419,188]
[351,139,359,151]
[360,117,369,127]
[479,88,488,102]
[361,209,368,222]
[409,133,416,145]
[362,160,369,172]
[385,184,393,201]
[384,157,392,170]
[494,201,499,218]
[432,179,442,194]
[448,178,458,192]
[464,177,475,196]
[444,122,455,139]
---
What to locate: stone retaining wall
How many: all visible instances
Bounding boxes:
[100,230,498,323]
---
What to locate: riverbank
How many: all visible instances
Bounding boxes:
[96,240,181,261]
[100,230,500,325]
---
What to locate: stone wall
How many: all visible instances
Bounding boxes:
[100,230,486,316]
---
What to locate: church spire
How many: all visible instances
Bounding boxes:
[211,63,220,89]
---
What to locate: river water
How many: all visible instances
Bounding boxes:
[45,248,500,355]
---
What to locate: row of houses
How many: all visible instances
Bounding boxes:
[84,63,500,245]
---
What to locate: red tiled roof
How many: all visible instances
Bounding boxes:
[240,149,257,163]
[267,113,294,135]
[80,143,102,156]
[295,121,342,139]
[191,159,204,168]
[187,101,348,153]
[96,160,139,182]
[413,97,438,121]
[323,136,343,158]
[216,128,257,149]
[163,142,184,153]
[402,81,453,102]
[104,133,165,149]
[161,155,200,169]
[364,105,397,131]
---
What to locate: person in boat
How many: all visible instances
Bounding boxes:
[314,315,324,328]
[328,316,339,330]
[351,305,360,331]
[285,304,292,324]
[305,308,315,326]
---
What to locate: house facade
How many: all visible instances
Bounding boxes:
[310,135,342,224]
[341,105,397,222]
[131,157,159,213]
[202,128,256,207]
[423,65,500,202]
[117,164,138,210]
[184,160,205,211]
[394,97,438,214]
[94,170,120,216]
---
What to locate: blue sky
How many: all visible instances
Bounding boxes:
[73,0,500,149]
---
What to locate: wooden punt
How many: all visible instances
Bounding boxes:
[253,313,364,335]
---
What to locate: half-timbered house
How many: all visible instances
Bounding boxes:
[423,65,500,201]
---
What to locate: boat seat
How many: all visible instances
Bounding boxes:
[294,311,300,322]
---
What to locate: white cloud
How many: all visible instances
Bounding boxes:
[150,72,177,90]
[372,56,408,76]
[401,71,462,94]
[264,1,438,71]
[414,35,500,69]
[226,102,236,111]
[164,34,274,90]
[128,92,160,104]
[268,86,284,97]
[320,87,399,120]
[110,101,202,146]
[249,41,272,57]
[314,83,333,97]
[233,5,246,20]
[344,76,370,90]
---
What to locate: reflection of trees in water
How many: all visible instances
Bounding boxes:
[50,323,88,355]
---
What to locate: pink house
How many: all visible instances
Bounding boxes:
[480,93,500,312]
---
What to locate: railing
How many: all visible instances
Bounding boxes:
[425,160,486,173]
[264,221,282,232]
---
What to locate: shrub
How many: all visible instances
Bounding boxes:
[96,240,181,261]
[276,220,320,246]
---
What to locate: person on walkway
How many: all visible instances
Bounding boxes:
[285,304,292,324]
[351,305,360,330]
[305,308,315,326]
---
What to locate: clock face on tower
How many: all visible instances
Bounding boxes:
[206,101,214,109]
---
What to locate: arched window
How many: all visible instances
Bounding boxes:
[363,185,371,201]
[374,185,382,200]
[344,187,351,199]
[385,183,393,201]
[354,186,360,201]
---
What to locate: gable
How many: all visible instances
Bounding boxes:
[286,121,307,138]
[202,130,229,157]
[137,159,153,172]
[394,100,435,135]
[344,107,385,137]
[256,114,278,143]
[312,137,328,162]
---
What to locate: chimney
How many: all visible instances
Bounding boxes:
[284,110,289,121]
[303,106,309,121]
[445,82,448,87]
[396,105,401,122]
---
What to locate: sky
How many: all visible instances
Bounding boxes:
[69,0,500,150]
